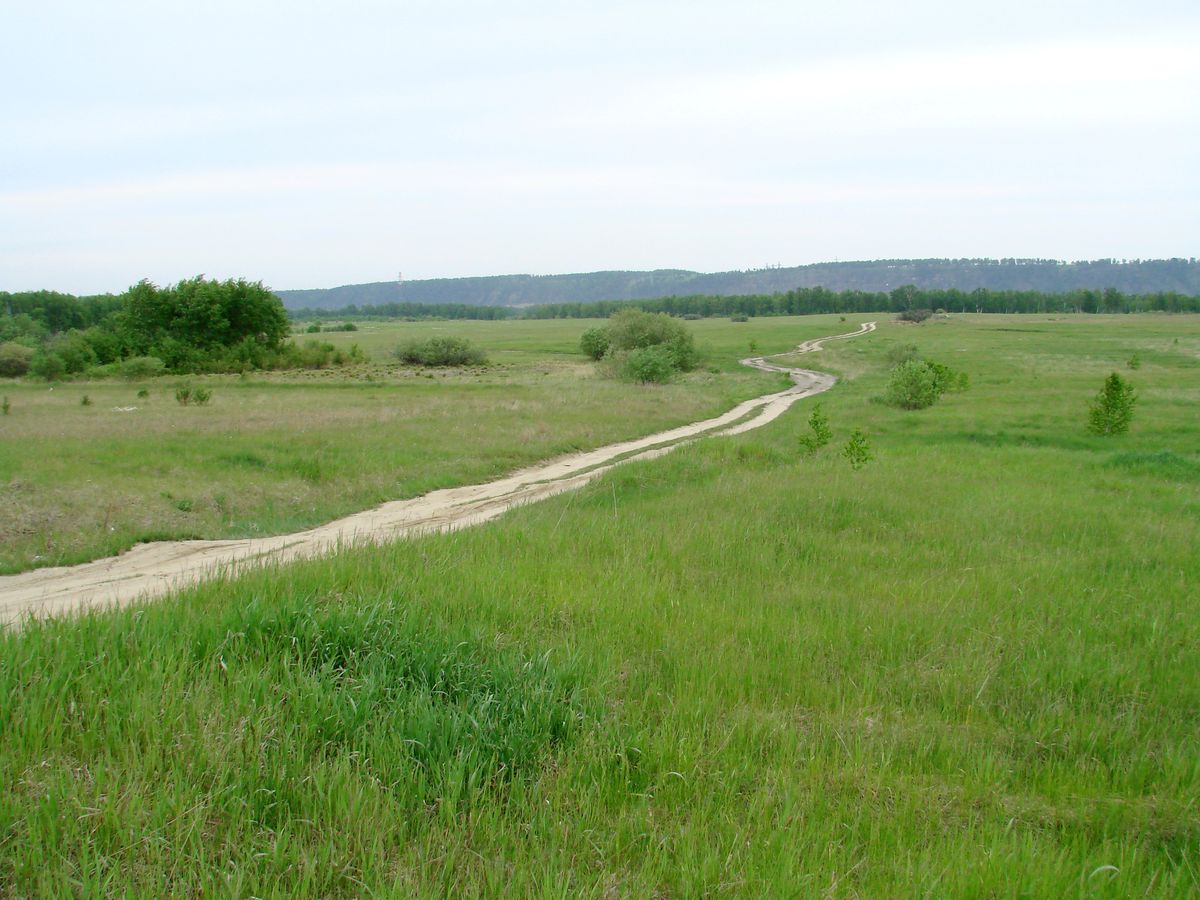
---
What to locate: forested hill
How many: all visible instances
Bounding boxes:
[276,258,1200,309]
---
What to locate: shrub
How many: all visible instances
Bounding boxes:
[136,388,150,399]
[2,396,10,415]
[80,394,92,406]
[118,356,166,380]
[394,337,487,367]
[842,429,873,470]
[0,342,35,377]
[883,358,967,409]
[175,383,210,406]
[926,360,969,394]
[1088,373,1136,436]
[306,323,322,333]
[606,309,698,372]
[799,403,832,455]
[621,346,676,384]
[897,308,933,323]
[579,327,611,361]
[883,359,941,409]
[887,343,920,365]
[730,315,749,323]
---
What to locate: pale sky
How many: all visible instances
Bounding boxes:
[3,0,1198,295]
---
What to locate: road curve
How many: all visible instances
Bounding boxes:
[0,322,875,627]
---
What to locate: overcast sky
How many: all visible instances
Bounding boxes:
[3,0,1198,294]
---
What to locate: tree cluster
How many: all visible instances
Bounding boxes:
[579,310,698,383]
[0,277,341,379]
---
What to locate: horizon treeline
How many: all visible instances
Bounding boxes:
[286,284,1200,321]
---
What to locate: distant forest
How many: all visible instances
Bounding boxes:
[276,258,1200,310]
[289,284,1200,322]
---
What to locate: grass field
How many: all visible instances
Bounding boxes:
[0,316,818,574]
[2,314,1198,895]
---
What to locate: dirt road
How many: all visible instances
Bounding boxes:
[0,322,875,627]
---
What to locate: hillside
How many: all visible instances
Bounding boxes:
[276,257,1200,309]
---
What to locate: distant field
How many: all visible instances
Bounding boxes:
[0,315,844,573]
[2,313,1198,895]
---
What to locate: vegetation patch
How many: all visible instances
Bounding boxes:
[581,309,698,383]
[1105,450,1200,482]
[394,336,488,367]
[0,593,592,894]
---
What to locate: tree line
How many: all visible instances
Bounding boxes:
[286,284,1200,322]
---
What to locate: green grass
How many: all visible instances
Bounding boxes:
[0,316,852,573]
[2,313,1199,894]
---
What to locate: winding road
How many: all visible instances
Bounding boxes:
[0,322,875,627]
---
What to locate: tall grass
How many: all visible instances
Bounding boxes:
[2,313,1198,894]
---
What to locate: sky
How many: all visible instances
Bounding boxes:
[3,0,1198,295]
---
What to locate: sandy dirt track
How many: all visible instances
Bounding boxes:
[0,322,875,627]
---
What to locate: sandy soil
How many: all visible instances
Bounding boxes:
[0,322,875,627]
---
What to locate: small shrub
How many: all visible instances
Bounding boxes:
[682,313,702,321]
[192,386,212,406]
[118,356,167,380]
[883,359,941,409]
[1127,354,1141,370]
[1,396,9,416]
[730,315,749,323]
[842,429,873,470]
[80,394,92,406]
[887,343,920,365]
[799,403,833,455]
[884,358,966,409]
[580,326,611,361]
[0,342,35,377]
[306,323,322,333]
[1088,373,1136,436]
[897,308,933,323]
[136,388,150,399]
[175,384,192,406]
[926,360,969,393]
[394,337,487,367]
[621,346,676,384]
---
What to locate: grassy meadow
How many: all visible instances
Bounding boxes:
[2,313,1199,895]
[0,316,813,574]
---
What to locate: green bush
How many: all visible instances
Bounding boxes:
[799,403,833,455]
[883,359,941,409]
[606,309,698,372]
[842,429,873,470]
[579,327,611,361]
[621,346,676,384]
[0,342,35,377]
[883,358,967,410]
[394,337,487,367]
[118,356,166,380]
[1088,373,1136,436]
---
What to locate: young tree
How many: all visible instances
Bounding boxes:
[842,429,873,470]
[1088,373,1136,435]
[799,403,832,455]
